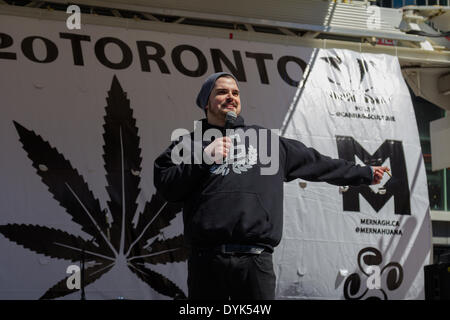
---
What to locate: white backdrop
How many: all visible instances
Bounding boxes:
[0,14,431,299]
[276,49,432,299]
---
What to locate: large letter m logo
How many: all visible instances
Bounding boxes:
[336,136,410,215]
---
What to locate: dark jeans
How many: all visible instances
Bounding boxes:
[187,249,276,300]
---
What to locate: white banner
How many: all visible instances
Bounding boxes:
[0,14,430,299]
[277,49,432,300]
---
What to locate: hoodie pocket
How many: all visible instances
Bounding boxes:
[190,191,272,243]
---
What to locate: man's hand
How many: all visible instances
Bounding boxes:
[203,137,232,164]
[371,166,390,185]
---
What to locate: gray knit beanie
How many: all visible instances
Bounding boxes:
[196,72,238,110]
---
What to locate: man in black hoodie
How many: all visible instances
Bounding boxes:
[154,72,389,300]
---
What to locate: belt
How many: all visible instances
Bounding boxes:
[193,244,265,255]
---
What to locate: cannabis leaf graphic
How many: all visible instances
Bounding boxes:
[321,54,376,90]
[0,76,188,299]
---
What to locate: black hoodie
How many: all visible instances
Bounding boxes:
[154,116,372,252]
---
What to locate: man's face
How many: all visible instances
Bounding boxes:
[206,76,241,125]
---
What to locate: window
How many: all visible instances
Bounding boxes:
[375,0,448,6]
[376,0,393,6]
[410,86,448,211]
[393,0,404,7]
[433,245,450,264]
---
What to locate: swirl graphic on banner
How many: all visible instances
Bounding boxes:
[343,247,403,300]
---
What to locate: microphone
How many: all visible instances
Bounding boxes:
[223,111,237,162]
[225,111,237,129]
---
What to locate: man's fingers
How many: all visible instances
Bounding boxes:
[204,136,234,164]
[380,166,391,177]
[371,166,391,185]
[222,136,232,144]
